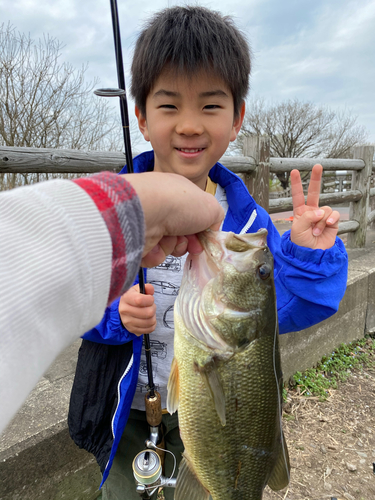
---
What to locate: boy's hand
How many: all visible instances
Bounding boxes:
[290,164,340,250]
[119,283,156,336]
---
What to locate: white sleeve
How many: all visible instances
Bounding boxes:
[0,180,112,434]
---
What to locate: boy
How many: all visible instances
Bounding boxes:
[68,6,348,500]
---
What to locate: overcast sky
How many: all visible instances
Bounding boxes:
[1,0,375,151]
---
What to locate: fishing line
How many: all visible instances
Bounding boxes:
[272,312,291,483]
[273,264,284,282]
[142,444,177,491]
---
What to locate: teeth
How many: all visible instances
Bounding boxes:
[179,148,203,153]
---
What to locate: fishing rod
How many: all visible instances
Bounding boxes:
[95,4,171,496]
[95,3,167,478]
[95,0,155,398]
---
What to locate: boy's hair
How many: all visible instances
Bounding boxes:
[131,6,251,117]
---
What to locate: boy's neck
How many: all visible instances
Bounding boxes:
[193,175,210,191]
[205,176,217,195]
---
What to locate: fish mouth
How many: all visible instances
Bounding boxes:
[190,229,269,288]
[224,230,268,251]
[200,229,268,263]
[179,229,272,351]
[199,229,268,252]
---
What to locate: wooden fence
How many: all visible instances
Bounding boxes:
[1,139,374,248]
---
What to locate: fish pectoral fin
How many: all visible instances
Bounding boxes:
[197,358,226,426]
[267,431,291,491]
[175,456,210,500]
[167,357,179,414]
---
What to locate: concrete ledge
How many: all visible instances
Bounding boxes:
[0,341,101,500]
[280,243,375,380]
[1,239,375,499]
[280,266,371,380]
[0,427,100,500]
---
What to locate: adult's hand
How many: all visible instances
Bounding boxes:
[122,172,224,267]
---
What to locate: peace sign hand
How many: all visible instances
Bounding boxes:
[290,164,340,250]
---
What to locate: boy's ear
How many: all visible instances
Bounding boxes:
[135,106,150,142]
[230,101,246,142]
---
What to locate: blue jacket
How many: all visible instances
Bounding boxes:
[68,151,348,485]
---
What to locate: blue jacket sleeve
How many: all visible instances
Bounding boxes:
[264,219,348,335]
[82,297,139,345]
[82,273,143,345]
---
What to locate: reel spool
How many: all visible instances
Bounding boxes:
[133,450,162,486]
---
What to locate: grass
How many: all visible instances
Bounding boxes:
[288,334,375,401]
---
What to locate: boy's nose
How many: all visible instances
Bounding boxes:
[175,114,204,136]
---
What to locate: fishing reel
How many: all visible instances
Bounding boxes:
[133,440,176,499]
[132,391,177,499]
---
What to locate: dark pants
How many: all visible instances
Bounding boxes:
[100,409,183,500]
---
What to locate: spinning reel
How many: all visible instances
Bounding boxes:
[132,392,177,499]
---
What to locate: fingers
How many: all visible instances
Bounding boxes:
[312,207,340,236]
[141,236,179,267]
[209,221,222,232]
[290,169,305,213]
[141,246,165,268]
[119,284,156,335]
[170,236,189,257]
[291,165,323,214]
[141,233,206,267]
[326,210,340,227]
[184,234,204,255]
[125,172,224,256]
[291,206,340,249]
[306,164,323,208]
[143,283,155,296]
[293,208,326,231]
[126,283,154,303]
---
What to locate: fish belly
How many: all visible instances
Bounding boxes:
[175,317,283,500]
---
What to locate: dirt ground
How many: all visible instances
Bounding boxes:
[263,368,375,500]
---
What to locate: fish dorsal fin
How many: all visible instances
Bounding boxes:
[196,358,226,426]
[267,431,290,491]
[175,456,210,500]
[166,357,179,414]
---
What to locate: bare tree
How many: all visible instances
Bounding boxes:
[0,23,141,190]
[233,98,369,189]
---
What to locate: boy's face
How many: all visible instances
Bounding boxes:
[135,70,245,190]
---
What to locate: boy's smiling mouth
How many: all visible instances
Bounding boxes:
[175,147,206,160]
[176,148,205,153]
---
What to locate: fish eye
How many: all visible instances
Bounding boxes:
[257,264,271,280]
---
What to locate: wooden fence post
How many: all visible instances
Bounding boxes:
[242,136,270,212]
[347,145,374,248]
[369,172,375,229]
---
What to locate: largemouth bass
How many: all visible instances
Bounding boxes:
[167,230,290,500]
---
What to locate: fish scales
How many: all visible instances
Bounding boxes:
[167,230,290,500]
[175,324,283,499]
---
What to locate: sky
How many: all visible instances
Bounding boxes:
[1,0,375,152]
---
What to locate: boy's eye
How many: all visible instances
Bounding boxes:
[204,105,220,110]
[159,104,177,109]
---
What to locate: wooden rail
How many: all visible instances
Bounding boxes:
[1,143,374,248]
[269,157,367,172]
[0,147,256,174]
[268,190,363,214]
